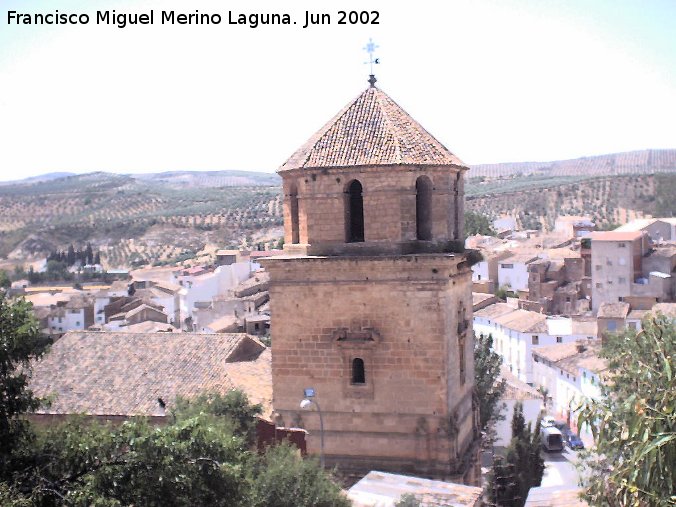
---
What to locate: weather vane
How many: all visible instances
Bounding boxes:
[363,38,380,87]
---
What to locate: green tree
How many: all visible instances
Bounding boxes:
[465,211,496,238]
[577,314,675,506]
[395,493,422,506]
[249,444,350,507]
[474,333,507,431]
[486,402,544,507]
[0,271,10,289]
[0,295,51,479]
[486,454,519,507]
[508,405,544,505]
[10,414,251,506]
[175,390,262,445]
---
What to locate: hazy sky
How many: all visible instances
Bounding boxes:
[1,0,675,181]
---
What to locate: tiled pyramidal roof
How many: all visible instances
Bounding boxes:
[280,86,466,171]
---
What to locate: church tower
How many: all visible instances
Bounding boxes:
[261,79,478,480]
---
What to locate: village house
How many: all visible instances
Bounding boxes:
[473,302,597,384]
[597,301,676,336]
[554,215,595,238]
[614,217,676,242]
[531,340,606,430]
[497,253,540,292]
[590,229,674,311]
[47,293,95,336]
[525,254,589,315]
[471,249,512,293]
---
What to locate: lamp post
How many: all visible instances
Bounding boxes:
[300,395,325,469]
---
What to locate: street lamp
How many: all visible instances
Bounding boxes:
[300,395,325,469]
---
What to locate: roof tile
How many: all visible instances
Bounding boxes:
[280,86,466,171]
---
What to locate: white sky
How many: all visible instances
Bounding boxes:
[0,0,675,181]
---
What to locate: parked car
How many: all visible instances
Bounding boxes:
[562,429,585,450]
[549,420,585,450]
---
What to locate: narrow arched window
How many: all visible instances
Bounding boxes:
[289,183,299,244]
[352,357,366,384]
[345,180,365,242]
[416,176,433,240]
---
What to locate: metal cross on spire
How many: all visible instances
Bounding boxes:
[363,38,380,87]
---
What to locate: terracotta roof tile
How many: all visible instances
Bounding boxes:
[280,86,466,171]
[589,231,646,241]
[597,302,630,319]
[30,331,271,417]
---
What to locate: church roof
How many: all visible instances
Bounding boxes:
[280,86,466,171]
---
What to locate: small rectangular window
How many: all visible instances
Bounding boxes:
[501,263,514,269]
[532,335,539,345]
[618,242,626,248]
[556,336,563,343]
[596,283,603,289]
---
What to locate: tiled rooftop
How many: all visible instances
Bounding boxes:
[494,309,548,333]
[474,302,517,320]
[30,331,272,417]
[280,86,466,171]
[589,231,646,241]
[597,302,630,319]
[348,471,481,507]
[532,340,606,375]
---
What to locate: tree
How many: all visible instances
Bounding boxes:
[174,390,263,445]
[0,295,51,478]
[486,454,519,507]
[395,493,422,506]
[85,243,94,265]
[486,402,544,507]
[577,314,675,506]
[474,333,507,431]
[9,414,251,506]
[465,211,496,238]
[0,271,10,290]
[249,444,350,507]
[66,244,75,266]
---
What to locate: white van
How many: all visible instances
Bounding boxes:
[541,426,564,452]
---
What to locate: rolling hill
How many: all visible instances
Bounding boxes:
[0,150,674,270]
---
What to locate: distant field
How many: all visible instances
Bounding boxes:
[470,149,676,178]
[0,172,282,267]
[0,155,674,269]
[466,173,675,231]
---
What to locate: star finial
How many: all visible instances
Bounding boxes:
[363,38,380,87]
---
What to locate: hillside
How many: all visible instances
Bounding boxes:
[0,172,282,268]
[470,149,676,178]
[466,173,675,231]
[0,155,674,270]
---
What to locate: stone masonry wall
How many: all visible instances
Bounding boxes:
[262,254,475,476]
[282,165,466,255]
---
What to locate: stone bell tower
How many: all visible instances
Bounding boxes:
[261,78,478,480]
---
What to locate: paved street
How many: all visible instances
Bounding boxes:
[540,448,582,487]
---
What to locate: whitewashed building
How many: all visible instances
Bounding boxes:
[497,253,539,292]
[474,303,596,384]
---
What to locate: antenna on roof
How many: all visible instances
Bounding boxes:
[363,38,380,87]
